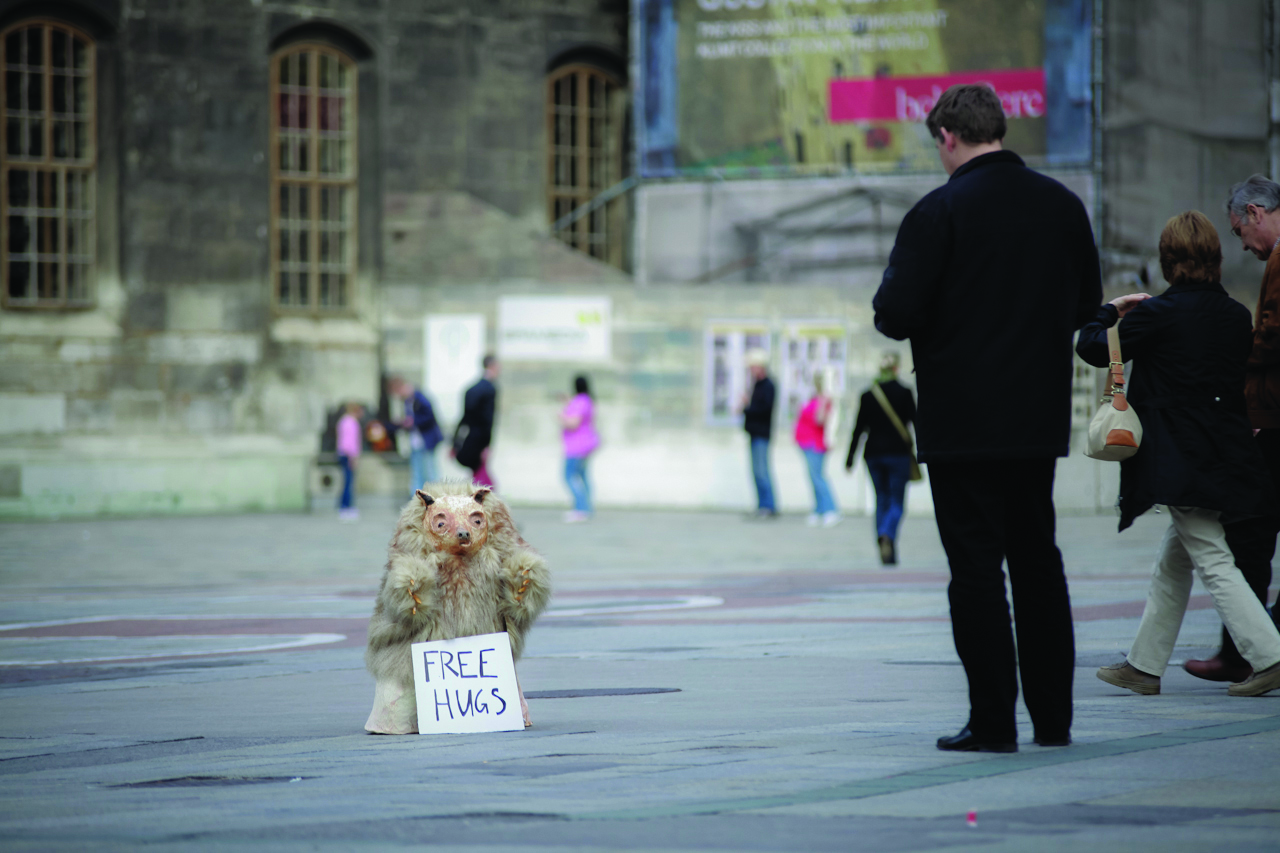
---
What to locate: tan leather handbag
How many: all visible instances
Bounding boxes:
[1085,323,1142,461]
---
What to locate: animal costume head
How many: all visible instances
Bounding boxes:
[415,487,492,555]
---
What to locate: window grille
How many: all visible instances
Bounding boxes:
[547,64,625,269]
[270,45,356,313]
[2,21,95,308]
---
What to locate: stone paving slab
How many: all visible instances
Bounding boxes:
[0,506,1277,850]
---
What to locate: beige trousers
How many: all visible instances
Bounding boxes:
[1127,506,1280,677]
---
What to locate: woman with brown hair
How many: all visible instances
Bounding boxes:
[1077,211,1280,696]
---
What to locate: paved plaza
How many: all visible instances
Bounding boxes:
[0,500,1277,851]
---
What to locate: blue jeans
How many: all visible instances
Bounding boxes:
[410,446,439,492]
[565,456,592,513]
[802,448,836,515]
[865,453,912,540]
[337,455,355,510]
[750,437,776,511]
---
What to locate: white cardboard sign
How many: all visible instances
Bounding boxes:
[411,632,523,734]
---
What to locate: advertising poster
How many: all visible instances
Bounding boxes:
[425,314,486,429]
[497,296,612,363]
[638,0,1092,176]
[705,322,771,425]
[780,322,847,423]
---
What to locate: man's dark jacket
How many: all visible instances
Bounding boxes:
[743,376,775,440]
[408,390,445,451]
[1076,283,1276,531]
[872,150,1101,462]
[453,377,496,469]
[845,379,916,467]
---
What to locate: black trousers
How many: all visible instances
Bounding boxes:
[929,458,1075,742]
[1220,428,1280,665]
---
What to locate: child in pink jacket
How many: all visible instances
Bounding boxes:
[336,403,363,520]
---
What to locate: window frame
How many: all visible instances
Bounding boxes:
[546,62,625,269]
[268,42,358,317]
[0,18,97,311]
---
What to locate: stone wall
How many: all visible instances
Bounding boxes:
[0,0,628,517]
[381,276,1119,516]
[1101,0,1274,302]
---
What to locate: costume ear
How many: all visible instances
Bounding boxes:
[416,490,434,506]
[472,487,492,504]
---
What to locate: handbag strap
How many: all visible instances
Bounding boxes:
[1106,322,1131,412]
[869,382,913,449]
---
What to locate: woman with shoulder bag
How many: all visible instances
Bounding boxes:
[846,352,919,565]
[1076,211,1280,697]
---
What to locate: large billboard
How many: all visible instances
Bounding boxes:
[638,0,1093,177]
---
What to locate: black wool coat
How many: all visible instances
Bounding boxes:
[873,150,1101,462]
[846,379,916,466]
[743,376,775,441]
[453,377,497,469]
[1076,282,1276,531]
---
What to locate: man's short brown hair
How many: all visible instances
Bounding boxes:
[1158,211,1222,287]
[925,84,1007,145]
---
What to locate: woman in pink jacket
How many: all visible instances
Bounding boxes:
[336,402,363,521]
[795,370,840,527]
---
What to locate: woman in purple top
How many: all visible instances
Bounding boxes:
[560,375,600,522]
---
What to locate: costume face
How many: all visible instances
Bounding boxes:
[416,489,490,555]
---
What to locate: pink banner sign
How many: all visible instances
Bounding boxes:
[829,69,1047,124]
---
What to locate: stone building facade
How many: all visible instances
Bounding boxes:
[0,0,1275,519]
[0,0,631,517]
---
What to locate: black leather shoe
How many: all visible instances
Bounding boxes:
[936,726,1017,753]
[1033,734,1071,747]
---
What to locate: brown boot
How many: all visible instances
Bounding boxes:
[1183,655,1252,683]
[878,535,896,566]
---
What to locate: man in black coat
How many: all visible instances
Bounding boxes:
[1182,175,1280,683]
[452,354,500,487]
[872,85,1102,753]
[741,350,778,517]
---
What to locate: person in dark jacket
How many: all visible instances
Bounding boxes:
[741,349,777,518]
[392,377,444,494]
[452,354,499,487]
[845,352,916,565]
[1078,211,1280,698]
[872,84,1101,753]
[1183,175,1280,683]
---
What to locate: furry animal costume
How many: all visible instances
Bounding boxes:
[364,482,551,734]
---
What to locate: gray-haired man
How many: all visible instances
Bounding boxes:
[1184,174,1280,683]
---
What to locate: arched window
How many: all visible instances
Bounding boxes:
[547,64,625,269]
[270,44,356,313]
[2,20,95,308]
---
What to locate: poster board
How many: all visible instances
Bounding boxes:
[425,314,486,430]
[780,321,847,423]
[704,321,771,426]
[497,296,612,362]
[637,0,1093,176]
[411,632,524,734]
